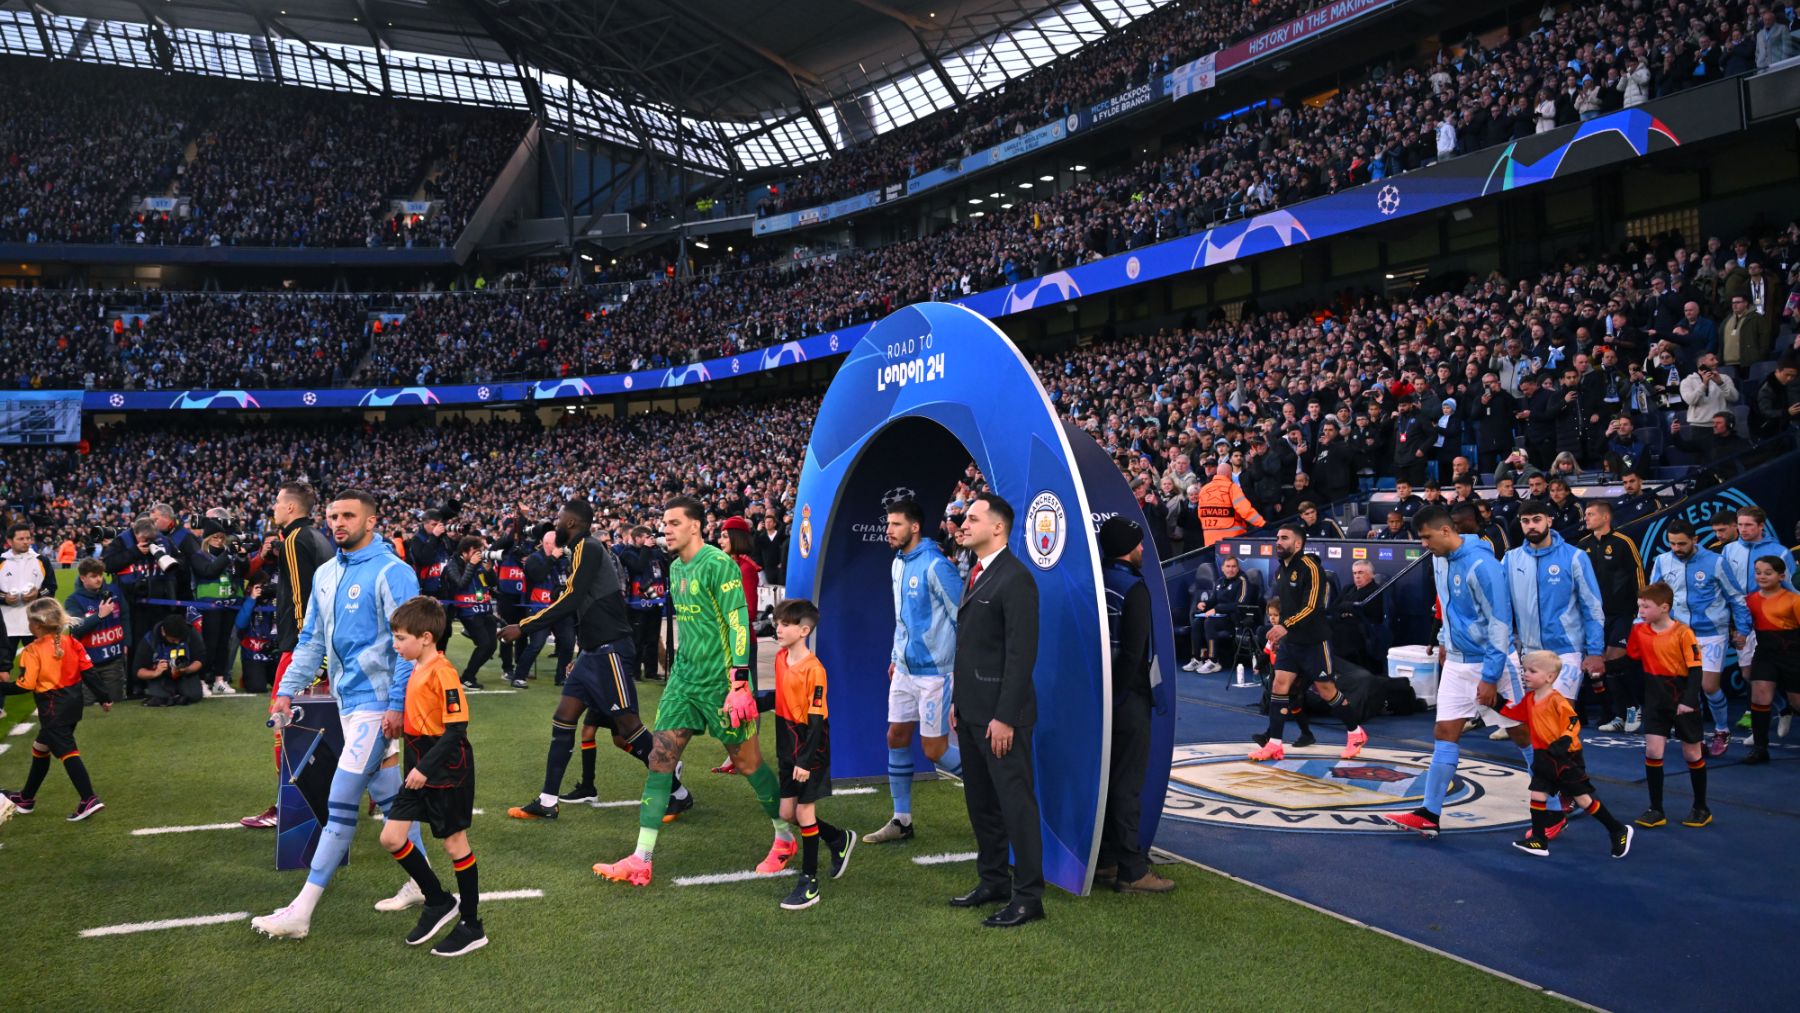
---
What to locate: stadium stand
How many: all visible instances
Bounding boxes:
[0,57,525,248]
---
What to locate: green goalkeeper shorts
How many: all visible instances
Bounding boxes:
[653,678,754,746]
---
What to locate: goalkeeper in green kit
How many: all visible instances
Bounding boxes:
[593,496,791,885]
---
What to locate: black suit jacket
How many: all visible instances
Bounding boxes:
[952,548,1040,729]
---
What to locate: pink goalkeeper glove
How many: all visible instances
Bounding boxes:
[723,675,758,728]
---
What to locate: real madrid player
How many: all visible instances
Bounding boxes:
[592,497,791,885]
[1248,524,1367,761]
[1385,506,1521,838]
[500,500,690,823]
[865,496,963,844]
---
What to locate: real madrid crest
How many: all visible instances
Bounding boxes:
[799,504,814,560]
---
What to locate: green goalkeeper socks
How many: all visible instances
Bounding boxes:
[745,763,782,822]
[635,770,674,858]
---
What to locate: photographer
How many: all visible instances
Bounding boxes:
[1,521,56,671]
[488,508,530,685]
[517,525,575,687]
[407,508,454,601]
[1679,353,1738,425]
[134,614,206,707]
[190,512,247,696]
[234,579,280,694]
[101,517,171,697]
[441,534,497,690]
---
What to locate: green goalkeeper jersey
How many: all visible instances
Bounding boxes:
[668,544,750,699]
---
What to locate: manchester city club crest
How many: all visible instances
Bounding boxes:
[1162,743,1527,834]
[1027,490,1066,569]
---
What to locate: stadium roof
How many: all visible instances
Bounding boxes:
[4,0,1178,173]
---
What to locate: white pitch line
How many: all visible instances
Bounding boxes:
[479,889,544,902]
[912,851,978,865]
[674,868,796,887]
[0,743,9,756]
[8,722,34,737]
[835,786,877,795]
[131,822,242,837]
[465,689,517,695]
[1149,848,1605,1012]
[590,799,639,808]
[80,912,249,938]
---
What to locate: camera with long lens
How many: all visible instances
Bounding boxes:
[148,542,179,573]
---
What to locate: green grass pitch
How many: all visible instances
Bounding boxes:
[0,572,1564,1010]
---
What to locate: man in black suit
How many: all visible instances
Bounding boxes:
[948,492,1044,928]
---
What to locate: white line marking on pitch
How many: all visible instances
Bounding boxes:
[1148,848,1605,1012]
[590,800,639,808]
[0,743,9,756]
[836,786,876,795]
[479,889,543,901]
[912,851,977,865]
[674,868,796,887]
[465,689,517,695]
[8,722,34,736]
[80,912,249,937]
[132,822,242,836]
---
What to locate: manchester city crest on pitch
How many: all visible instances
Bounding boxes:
[1161,743,1527,834]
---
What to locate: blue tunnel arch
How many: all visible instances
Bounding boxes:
[785,302,1175,895]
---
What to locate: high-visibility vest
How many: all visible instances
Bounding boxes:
[1197,476,1264,546]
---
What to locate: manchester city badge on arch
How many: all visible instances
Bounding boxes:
[1028,491,1067,569]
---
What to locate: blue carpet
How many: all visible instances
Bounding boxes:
[1157,671,1800,1011]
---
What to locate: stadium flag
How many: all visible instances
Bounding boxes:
[1170,52,1217,100]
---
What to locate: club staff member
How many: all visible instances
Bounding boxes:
[1,522,57,671]
[1096,517,1174,895]
[948,493,1044,928]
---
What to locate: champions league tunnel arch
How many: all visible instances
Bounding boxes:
[785,302,1177,896]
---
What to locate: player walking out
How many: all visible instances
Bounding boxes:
[1248,524,1366,762]
[251,490,430,940]
[593,497,787,886]
[1385,506,1521,838]
[1648,520,1733,756]
[867,498,962,845]
[501,501,689,820]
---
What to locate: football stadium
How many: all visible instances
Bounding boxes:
[2,0,1799,1008]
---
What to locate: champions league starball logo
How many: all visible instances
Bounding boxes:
[1376,184,1401,216]
[358,387,440,408]
[1190,210,1312,270]
[660,363,713,389]
[1002,271,1082,314]
[169,390,262,410]
[1163,743,1526,834]
[533,378,594,400]
[758,342,809,370]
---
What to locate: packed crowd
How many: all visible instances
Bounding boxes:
[2,289,379,390]
[767,0,1799,214]
[1,400,817,572]
[5,225,1798,566]
[7,1,1796,389]
[767,0,1316,212]
[0,58,525,248]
